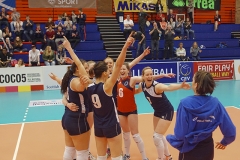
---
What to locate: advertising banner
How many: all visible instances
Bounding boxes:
[0,67,43,87]
[167,0,221,10]
[114,0,167,13]
[131,62,178,83]
[42,65,70,90]
[178,61,194,82]
[193,60,234,80]
[234,60,240,80]
[28,0,96,8]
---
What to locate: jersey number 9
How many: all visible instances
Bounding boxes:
[91,94,102,108]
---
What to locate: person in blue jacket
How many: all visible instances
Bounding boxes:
[166,70,236,160]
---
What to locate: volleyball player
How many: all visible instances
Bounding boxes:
[166,71,236,160]
[61,61,90,160]
[135,67,191,160]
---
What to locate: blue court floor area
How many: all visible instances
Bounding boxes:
[0,80,239,125]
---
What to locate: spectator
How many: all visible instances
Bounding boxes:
[13,18,24,39]
[0,8,9,30]
[175,17,184,39]
[71,10,77,24]
[155,11,164,24]
[168,17,176,30]
[13,36,27,53]
[55,15,64,29]
[43,46,55,66]
[64,16,73,39]
[28,45,40,66]
[190,42,202,61]
[32,23,46,51]
[56,45,66,65]
[176,42,188,61]
[156,0,163,13]
[55,26,65,49]
[45,26,56,50]
[138,8,148,35]
[123,15,134,39]
[149,22,161,60]
[164,25,175,60]
[77,8,86,41]
[23,15,34,42]
[214,10,221,31]
[167,9,176,22]
[62,12,68,21]
[10,8,20,32]
[0,47,12,67]
[4,38,13,54]
[187,0,194,24]
[184,17,195,39]
[160,17,167,37]
[132,30,146,58]
[15,58,25,67]
[2,26,12,41]
[45,17,55,30]
[69,24,80,49]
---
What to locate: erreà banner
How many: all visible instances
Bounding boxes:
[28,0,96,8]
[114,0,168,13]
[167,0,221,10]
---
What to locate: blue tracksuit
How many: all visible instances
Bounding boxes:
[166,95,236,153]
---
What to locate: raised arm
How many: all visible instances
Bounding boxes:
[49,73,62,85]
[104,33,134,95]
[155,81,190,93]
[134,82,143,94]
[62,36,88,77]
[129,47,150,69]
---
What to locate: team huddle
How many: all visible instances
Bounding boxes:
[49,34,236,160]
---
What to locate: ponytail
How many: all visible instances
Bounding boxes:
[61,62,77,94]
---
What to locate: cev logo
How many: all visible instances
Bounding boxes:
[180,64,191,81]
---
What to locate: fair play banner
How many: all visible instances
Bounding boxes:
[28,0,96,8]
[234,60,240,80]
[193,60,234,80]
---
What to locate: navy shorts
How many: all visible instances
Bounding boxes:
[95,123,121,138]
[62,112,90,136]
[154,106,174,121]
[118,110,138,117]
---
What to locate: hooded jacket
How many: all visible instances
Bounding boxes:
[166,95,236,153]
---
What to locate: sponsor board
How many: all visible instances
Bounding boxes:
[131,62,178,83]
[234,60,240,80]
[29,99,63,107]
[178,62,193,82]
[193,60,234,80]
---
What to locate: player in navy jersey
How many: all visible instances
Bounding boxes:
[60,61,91,160]
[135,67,191,160]
[64,34,133,160]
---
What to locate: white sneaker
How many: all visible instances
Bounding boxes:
[88,152,96,160]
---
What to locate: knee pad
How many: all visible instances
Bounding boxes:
[111,155,123,160]
[133,133,143,143]
[97,155,107,160]
[153,132,164,148]
[76,150,88,160]
[123,132,130,140]
[63,146,76,160]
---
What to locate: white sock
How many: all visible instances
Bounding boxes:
[123,132,131,155]
[97,155,107,160]
[162,136,171,157]
[133,134,147,159]
[63,146,76,160]
[153,132,164,160]
[76,150,88,160]
[111,155,123,160]
[73,151,76,159]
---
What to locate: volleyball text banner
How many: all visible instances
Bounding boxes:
[28,0,96,8]
[114,0,168,13]
[193,60,234,80]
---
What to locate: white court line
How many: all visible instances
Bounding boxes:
[12,123,24,160]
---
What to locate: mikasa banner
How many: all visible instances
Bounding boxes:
[28,0,96,8]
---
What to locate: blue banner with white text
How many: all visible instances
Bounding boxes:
[178,62,194,83]
[131,62,178,83]
[0,0,16,11]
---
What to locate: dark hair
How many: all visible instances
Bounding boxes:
[194,70,216,95]
[61,62,77,94]
[93,61,108,79]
